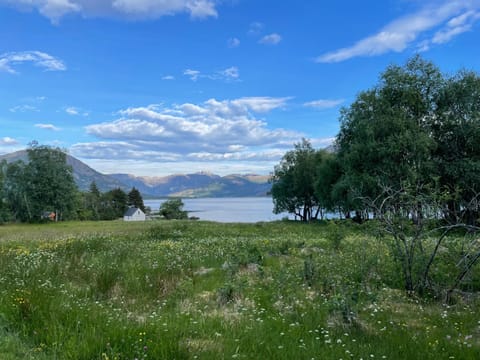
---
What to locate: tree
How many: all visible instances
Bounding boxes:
[315,153,354,219]
[334,56,480,298]
[336,56,480,224]
[128,187,146,212]
[336,56,442,220]
[271,139,323,221]
[431,70,480,224]
[99,188,128,220]
[23,143,78,221]
[0,160,12,223]
[367,185,480,300]
[1,144,78,222]
[159,198,188,220]
[81,181,101,220]
[3,160,29,221]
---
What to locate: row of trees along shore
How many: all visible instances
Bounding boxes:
[0,142,146,223]
[272,55,480,226]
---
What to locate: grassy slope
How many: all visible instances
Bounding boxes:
[0,220,478,359]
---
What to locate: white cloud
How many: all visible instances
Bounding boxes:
[184,68,201,81]
[10,104,39,113]
[227,37,240,48]
[65,106,79,115]
[0,51,66,73]
[259,33,282,45]
[112,0,217,19]
[71,97,302,172]
[40,0,81,23]
[231,97,291,112]
[317,1,480,63]
[304,99,345,109]
[432,10,480,44]
[183,67,240,82]
[184,0,217,18]
[162,75,175,80]
[0,0,218,22]
[0,137,19,146]
[219,66,239,80]
[248,22,264,35]
[35,123,60,131]
[432,24,471,44]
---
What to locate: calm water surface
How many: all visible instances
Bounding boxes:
[144,197,290,223]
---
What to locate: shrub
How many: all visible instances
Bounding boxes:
[159,199,188,220]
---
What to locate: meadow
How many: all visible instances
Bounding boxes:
[0,220,479,359]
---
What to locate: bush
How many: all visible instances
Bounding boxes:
[159,199,188,220]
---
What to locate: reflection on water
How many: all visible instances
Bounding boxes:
[144,197,290,223]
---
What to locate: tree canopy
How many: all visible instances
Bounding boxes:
[128,187,146,212]
[273,56,480,224]
[1,143,78,222]
[271,139,325,221]
[159,198,188,220]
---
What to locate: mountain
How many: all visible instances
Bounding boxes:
[0,150,271,198]
[0,150,129,193]
[109,172,271,198]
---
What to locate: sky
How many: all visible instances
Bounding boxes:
[1,0,480,177]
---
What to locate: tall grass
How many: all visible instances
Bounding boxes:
[0,220,478,359]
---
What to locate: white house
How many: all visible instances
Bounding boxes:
[123,207,146,221]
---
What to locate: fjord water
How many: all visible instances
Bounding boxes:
[144,197,290,223]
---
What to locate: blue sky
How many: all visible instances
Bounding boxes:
[1,0,480,176]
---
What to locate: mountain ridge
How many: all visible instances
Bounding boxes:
[0,150,271,198]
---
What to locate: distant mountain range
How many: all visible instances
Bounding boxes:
[0,150,271,198]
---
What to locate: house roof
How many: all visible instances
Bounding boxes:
[124,207,143,216]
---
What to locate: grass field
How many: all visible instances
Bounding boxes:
[0,220,479,359]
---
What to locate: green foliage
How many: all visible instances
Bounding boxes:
[160,198,188,220]
[98,188,128,220]
[0,160,11,223]
[127,187,146,212]
[336,56,439,208]
[0,220,478,359]
[216,282,236,305]
[325,221,346,250]
[432,70,480,224]
[0,221,480,360]
[1,143,79,222]
[315,153,343,214]
[271,139,324,221]
[302,254,315,286]
[334,56,480,224]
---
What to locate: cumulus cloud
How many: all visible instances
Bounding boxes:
[304,99,345,109]
[259,33,282,45]
[0,0,218,22]
[0,137,19,146]
[71,97,301,171]
[317,1,480,62]
[35,123,60,131]
[0,51,66,73]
